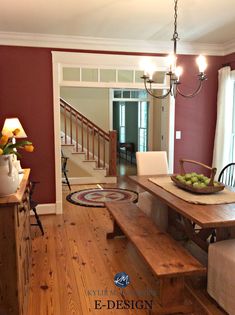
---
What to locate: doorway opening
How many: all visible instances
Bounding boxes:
[112,89,149,175]
[52,51,174,213]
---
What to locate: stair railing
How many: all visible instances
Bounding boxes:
[60,98,117,176]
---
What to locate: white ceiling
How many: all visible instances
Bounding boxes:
[0,0,235,54]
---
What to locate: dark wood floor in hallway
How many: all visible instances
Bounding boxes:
[27,182,226,315]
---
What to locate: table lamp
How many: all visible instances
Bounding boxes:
[2,117,27,140]
[2,118,27,172]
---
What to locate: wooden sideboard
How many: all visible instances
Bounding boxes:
[0,169,31,315]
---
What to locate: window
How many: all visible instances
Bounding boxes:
[119,102,125,143]
[231,82,235,161]
[113,89,148,100]
[213,68,235,173]
[138,101,148,152]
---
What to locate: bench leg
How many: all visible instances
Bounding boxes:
[107,220,125,239]
[156,277,193,314]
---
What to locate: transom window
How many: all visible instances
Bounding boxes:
[113,89,148,100]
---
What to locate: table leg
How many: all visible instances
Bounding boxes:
[216,227,230,241]
[180,217,210,252]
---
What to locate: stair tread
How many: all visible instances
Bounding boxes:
[71,151,86,154]
[83,159,96,162]
[61,143,74,146]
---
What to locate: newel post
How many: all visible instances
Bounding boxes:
[109,130,117,177]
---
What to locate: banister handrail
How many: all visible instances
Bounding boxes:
[60,98,109,141]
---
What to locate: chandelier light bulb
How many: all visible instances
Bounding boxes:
[175,66,183,80]
[196,55,207,73]
[145,63,156,80]
[148,69,154,80]
[167,53,177,72]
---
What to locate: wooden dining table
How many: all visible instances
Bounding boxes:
[130,175,235,251]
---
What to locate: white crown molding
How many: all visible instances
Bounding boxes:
[0,31,233,56]
[223,39,235,56]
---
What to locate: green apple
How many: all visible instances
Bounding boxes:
[186,180,192,185]
[197,174,204,180]
[179,178,186,184]
[193,182,200,188]
[191,176,198,183]
[199,182,206,188]
[185,173,192,180]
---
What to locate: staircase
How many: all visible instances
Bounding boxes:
[60,98,117,184]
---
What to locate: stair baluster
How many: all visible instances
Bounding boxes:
[64,104,67,144]
[103,136,106,168]
[75,113,79,152]
[97,130,100,168]
[92,127,95,160]
[87,124,89,160]
[70,107,73,144]
[81,117,84,152]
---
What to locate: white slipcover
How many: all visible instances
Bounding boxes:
[208,239,235,315]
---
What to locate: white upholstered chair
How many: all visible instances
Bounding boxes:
[136,151,169,231]
[136,151,168,176]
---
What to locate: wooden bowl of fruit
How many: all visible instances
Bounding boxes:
[171,159,225,194]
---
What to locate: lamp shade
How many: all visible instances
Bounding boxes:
[2,118,27,138]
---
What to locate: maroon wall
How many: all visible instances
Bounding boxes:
[0,45,229,202]
[0,46,55,203]
[223,52,235,70]
[174,54,223,173]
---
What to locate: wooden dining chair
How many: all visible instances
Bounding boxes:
[61,156,71,190]
[209,162,235,243]
[30,181,44,235]
[218,162,235,187]
[136,151,169,231]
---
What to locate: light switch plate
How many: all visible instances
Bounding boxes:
[176,131,181,139]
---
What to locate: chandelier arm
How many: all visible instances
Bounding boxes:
[176,79,204,98]
[143,79,172,99]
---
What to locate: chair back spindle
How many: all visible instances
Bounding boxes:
[218,163,235,187]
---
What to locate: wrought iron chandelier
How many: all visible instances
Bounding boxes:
[141,0,207,99]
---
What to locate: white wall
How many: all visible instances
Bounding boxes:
[60,87,110,131]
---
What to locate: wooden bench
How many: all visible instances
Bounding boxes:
[106,201,206,315]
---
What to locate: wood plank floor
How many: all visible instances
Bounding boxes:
[27,180,226,315]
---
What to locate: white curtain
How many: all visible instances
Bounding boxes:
[212,66,234,176]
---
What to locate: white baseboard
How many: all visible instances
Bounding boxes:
[31,203,56,215]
